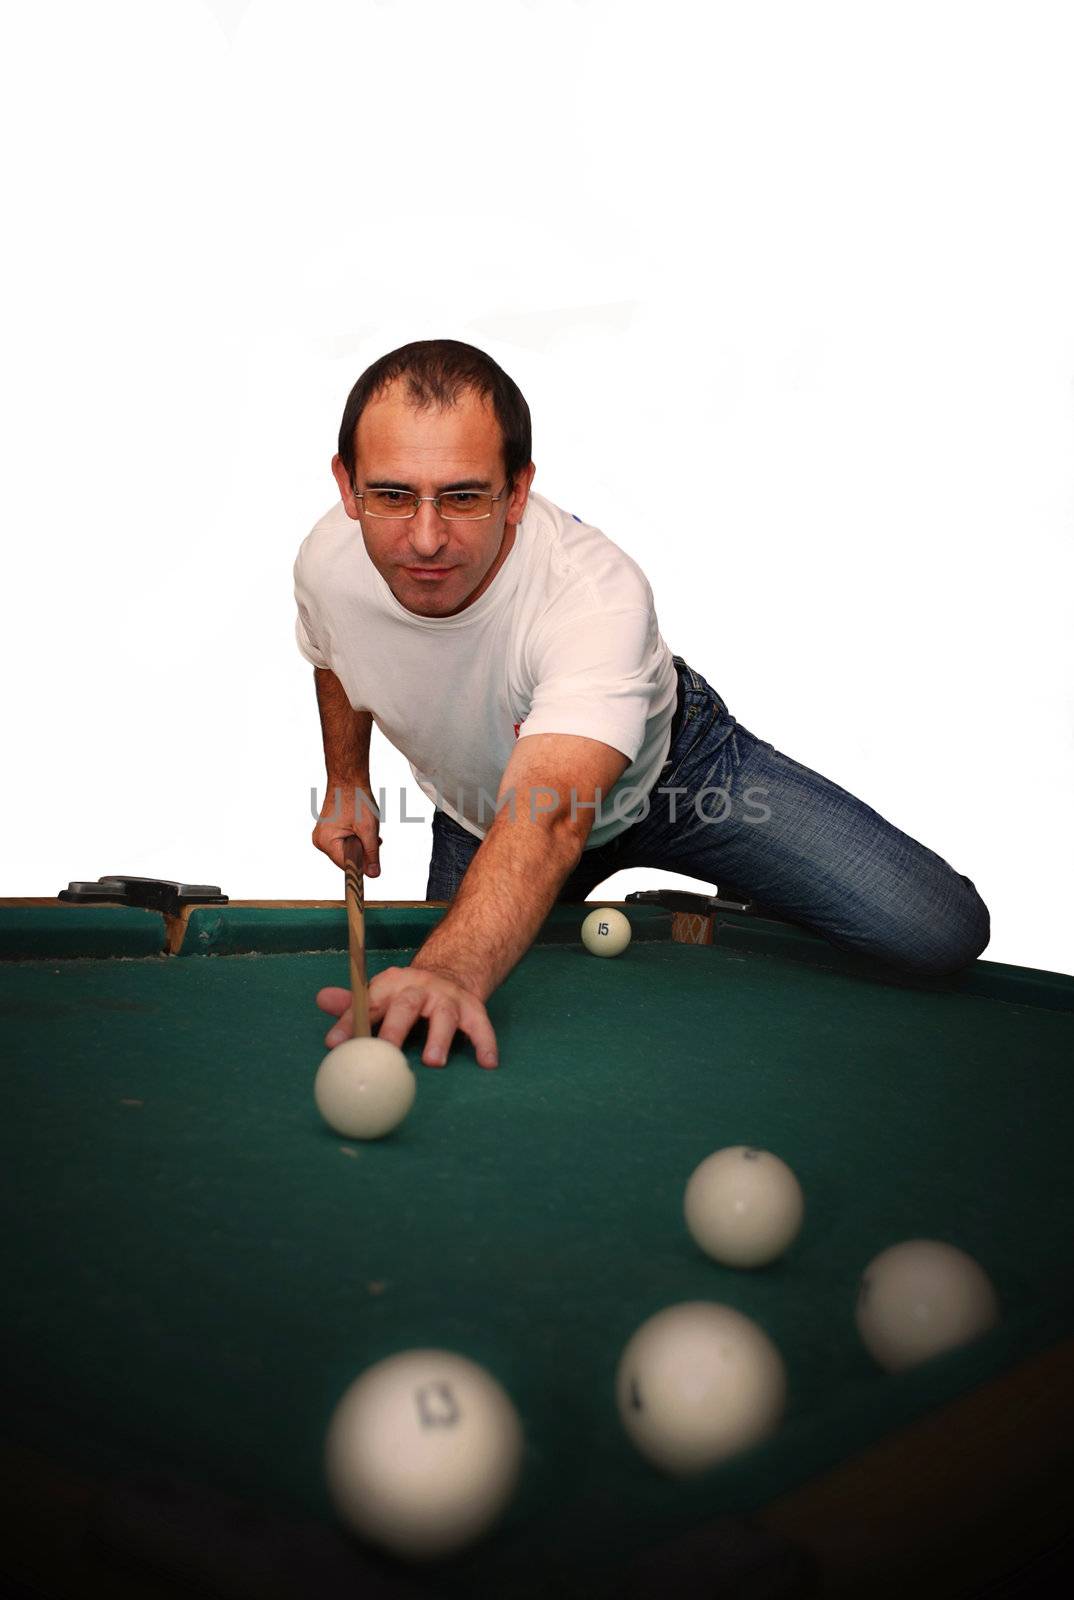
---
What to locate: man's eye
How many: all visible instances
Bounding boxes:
[448,493,478,506]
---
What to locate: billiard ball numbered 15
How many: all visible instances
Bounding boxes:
[856,1239,1000,1373]
[581,906,632,957]
[314,1038,416,1140]
[616,1302,787,1475]
[325,1350,524,1560]
[684,1146,805,1268]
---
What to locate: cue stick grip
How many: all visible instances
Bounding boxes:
[342,835,371,1040]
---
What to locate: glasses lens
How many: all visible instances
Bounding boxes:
[440,492,493,519]
[364,490,419,517]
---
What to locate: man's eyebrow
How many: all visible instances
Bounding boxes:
[364,477,493,492]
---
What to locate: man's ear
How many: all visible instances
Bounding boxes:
[332,453,361,520]
[507,461,537,524]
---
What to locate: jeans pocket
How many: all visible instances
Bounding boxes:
[660,695,725,788]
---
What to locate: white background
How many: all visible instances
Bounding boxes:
[3,0,1071,974]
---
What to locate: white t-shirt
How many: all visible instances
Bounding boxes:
[293,491,678,848]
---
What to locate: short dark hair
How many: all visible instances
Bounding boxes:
[337,338,533,490]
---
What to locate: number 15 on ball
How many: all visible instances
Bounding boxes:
[581,907,632,958]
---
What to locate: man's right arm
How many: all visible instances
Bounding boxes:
[311,667,382,875]
[314,667,372,782]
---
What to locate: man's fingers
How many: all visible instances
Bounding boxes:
[315,986,354,1047]
[324,1004,353,1049]
[419,997,499,1070]
[375,987,426,1052]
[320,971,498,1070]
[460,998,499,1069]
[317,986,351,1019]
[421,1002,463,1069]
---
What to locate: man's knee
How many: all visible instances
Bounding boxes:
[891,878,991,978]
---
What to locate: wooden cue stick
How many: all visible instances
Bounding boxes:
[342,836,371,1039]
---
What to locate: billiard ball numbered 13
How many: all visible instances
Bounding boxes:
[581,906,632,957]
[684,1146,805,1268]
[325,1350,524,1560]
[314,1038,416,1140]
[616,1302,786,1475]
[856,1239,1000,1372]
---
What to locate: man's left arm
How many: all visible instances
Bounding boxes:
[318,733,628,1066]
[414,731,628,989]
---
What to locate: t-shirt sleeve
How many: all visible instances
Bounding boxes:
[294,604,330,669]
[518,607,662,761]
[293,546,331,669]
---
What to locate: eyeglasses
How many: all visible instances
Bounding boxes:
[353,485,507,521]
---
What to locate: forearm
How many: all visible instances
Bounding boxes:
[412,817,585,1002]
[314,667,372,783]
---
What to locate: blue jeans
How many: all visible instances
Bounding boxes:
[426,658,990,977]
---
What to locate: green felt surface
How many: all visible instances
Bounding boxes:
[0,904,168,959]
[2,910,1074,1596]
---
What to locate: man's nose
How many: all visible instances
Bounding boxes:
[408,501,449,557]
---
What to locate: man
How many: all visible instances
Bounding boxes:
[294,339,988,1069]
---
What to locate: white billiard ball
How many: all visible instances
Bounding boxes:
[325,1349,524,1560]
[684,1146,805,1268]
[615,1302,786,1475]
[856,1239,1000,1373]
[314,1038,416,1140]
[581,906,632,958]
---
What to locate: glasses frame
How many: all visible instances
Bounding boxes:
[352,483,508,521]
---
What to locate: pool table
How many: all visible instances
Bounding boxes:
[2,895,1074,1598]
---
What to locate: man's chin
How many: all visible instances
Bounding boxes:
[392,574,472,616]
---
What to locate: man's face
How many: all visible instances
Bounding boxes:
[333,382,534,618]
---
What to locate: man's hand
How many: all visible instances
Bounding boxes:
[312,777,382,876]
[316,966,499,1069]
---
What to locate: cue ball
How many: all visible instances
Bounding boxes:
[314,1038,416,1139]
[856,1239,1000,1372]
[325,1350,524,1560]
[616,1302,786,1475]
[581,906,632,957]
[684,1146,805,1268]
